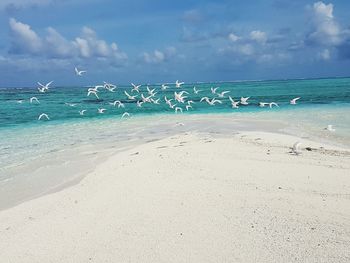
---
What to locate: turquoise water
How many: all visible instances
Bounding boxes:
[0,77,350,209]
[1,78,350,128]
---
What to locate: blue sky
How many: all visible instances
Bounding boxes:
[0,0,350,87]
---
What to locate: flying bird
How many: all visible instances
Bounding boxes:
[211,87,219,94]
[37,81,53,92]
[87,90,99,99]
[38,113,50,120]
[75,67,86,76]
[240,97,250,105]
[229,96,239,108]
[161,84,169,90]
[175,80,184,88]
[131,83,141,93]
[124,91,137,100]
[175,107,183,113]
[217,91,230,98]
[122,112,130,118]
[30,97,40,104]
[193,87,202,94]
[290,97,301,105]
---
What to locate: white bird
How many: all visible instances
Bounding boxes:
[217,91,230,98]
[38,87,46,93]
[161,84,169,90]
[174,91,187,103]
[187,100,195,105]
[16,100,24,104]
[175,122,185,126]
[131,83,141,93]
[75,67,86,76]
[164,96,173,106]
[211,87,219,94]
[110,100,125,108]
[207,98,222,106]
[193,86,202,94]
[30,97,40,104]
[79,110,87,115]
[175,80,184,88]
[88,85,103,92]
[292,142,302,155]
[136,101,144,107]
[37,81,53,92]
[229,96,239,109]
[124,91,137,100]
[175,107,183,113]
[98,108,106,114]
[151,98,161,104]
[290,97,301,105]
[168,102,177,109]
[38,113,50,120]
[65,102,77,107]
[200,97,209,102]
[186,105,192,111]
[147,86,157,96]
[269,102,279,108]
[325,125,335,132]
[240,97,250,105]
[103,82,117,92]
[141,93,152,103]
[259,102,269,107]
[87,90,99,99]
[121,112,130,118]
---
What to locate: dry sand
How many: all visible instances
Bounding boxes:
[0,131,350,262]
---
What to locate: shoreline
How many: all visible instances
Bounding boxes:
[1,113,350,211]
[0,129,349,262]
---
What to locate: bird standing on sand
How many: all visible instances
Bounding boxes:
[325,125,335,132]
[292,142,302,155]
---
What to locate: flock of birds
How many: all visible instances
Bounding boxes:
[15,67,337,136]
[18,66,306,122]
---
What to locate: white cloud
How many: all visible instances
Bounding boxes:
[308,1,342,46]
[9,18,43,54]
[142,47,177,64]
[8,18,127,63]
[250,30,267,44]
[45,27,75,58]
[228,33,240,42]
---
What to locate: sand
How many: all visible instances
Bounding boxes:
[0,131,350,262]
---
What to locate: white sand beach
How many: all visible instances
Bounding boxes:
[1,129,350,262]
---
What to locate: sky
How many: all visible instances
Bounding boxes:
[0,0,350,87]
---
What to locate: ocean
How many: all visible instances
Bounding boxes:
[0,77,350,209]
